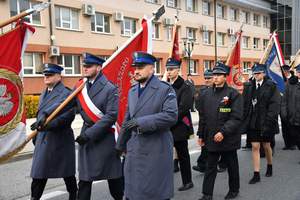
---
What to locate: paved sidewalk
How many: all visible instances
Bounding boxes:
[12,112,199,161]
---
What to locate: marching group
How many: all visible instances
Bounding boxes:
[29,51,300,200]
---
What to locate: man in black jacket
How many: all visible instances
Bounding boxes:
[282,65,300,162]
[166,58,194,191]
[198,62,243,200]
[242,64,280,184]
[193,70,227,173]
[281,65,297,150]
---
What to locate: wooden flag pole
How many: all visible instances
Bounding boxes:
[0,2,49,29]
[25,81,86,142]
[289,49,300,69]
[0,80,85,164]
[259,31,276,64]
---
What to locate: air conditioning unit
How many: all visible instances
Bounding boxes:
[50,46,60,57]
[227,28,235,35]
[82,3,95,16]
[114,11,124,22]
[163,18,174,26]
[200,25,208,32]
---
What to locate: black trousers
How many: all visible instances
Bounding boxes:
[282,119,295,148]
[290,125,300,149]
[174,140,192,184]
[197,145,208,169]
[77,177,124,200]
[197,146,227,170]
[31,176,77,200]
[202,150,240,196]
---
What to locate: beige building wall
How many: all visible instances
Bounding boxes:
[0,0,272,94]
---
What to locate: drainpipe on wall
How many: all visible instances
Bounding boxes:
[214,0,217,66]
[48,0,54,63]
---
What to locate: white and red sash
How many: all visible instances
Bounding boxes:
[75,78,118,141]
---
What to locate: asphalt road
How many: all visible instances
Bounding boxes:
[1,133,300,200]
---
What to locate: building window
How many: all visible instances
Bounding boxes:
[217,32,225,46]
[189,59,198,74]
[202,1,211,16]
[202,31,211,44]
[263,39,269,50]
[187,27,196,40]
[229,7,239,21]
[186,0,197,12]
[253,14,261,26]
[23,52,43,75]
[216,4,226,19]
[57,54,81,75]
[121,17,136,36]
[230,35,236,47]
[152,23,160,39]
[253,37,260,49]
[145,0,159,3]
[166,26,173,41]
[240,11,250,24]
[154,59,161,74]
[167,0,179,8]
[10,0,41,25]
[242,36,249,48]
[55,6,79,30]
[203,60,213,71]
[91,12,110,33]
[263,16,270,28]
[243,62,251,74]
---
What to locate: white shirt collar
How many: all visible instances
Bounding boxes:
[256,80,263,88]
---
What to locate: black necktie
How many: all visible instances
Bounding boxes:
[257,83,261,90]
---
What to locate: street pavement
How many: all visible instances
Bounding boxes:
[1,112,300,200]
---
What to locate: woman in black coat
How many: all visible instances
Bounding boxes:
[242,64,280,184]
[166,58,194,191]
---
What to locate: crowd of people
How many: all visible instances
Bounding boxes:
[29,51,300,200]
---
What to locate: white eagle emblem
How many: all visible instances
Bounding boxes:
[0,85,14,116]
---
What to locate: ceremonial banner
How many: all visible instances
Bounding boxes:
[261,32,285,93]
[170,24,180,60]
[226,30,243,91]
[0,23,35,161]
[102,18,152,132]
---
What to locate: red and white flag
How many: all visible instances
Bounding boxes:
[76,17,152,138]
[226,30,243,91]
[0,22,35,160]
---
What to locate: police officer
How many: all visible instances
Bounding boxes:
[242,64,280,184]
[282,65,300,161]
[116,51,178,200]
[166,58,194,191]
[75,53,123,200]
[198,63,243,200]
[30,64,77,200]
[281,64,297,150]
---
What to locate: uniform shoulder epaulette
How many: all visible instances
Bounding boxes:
[65,86,72,91]
[243,81,252,86]
[265,79,276,87]
[160,80,171,86]
[130,82,139,88]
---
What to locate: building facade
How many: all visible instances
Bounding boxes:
[0,0,273,94]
